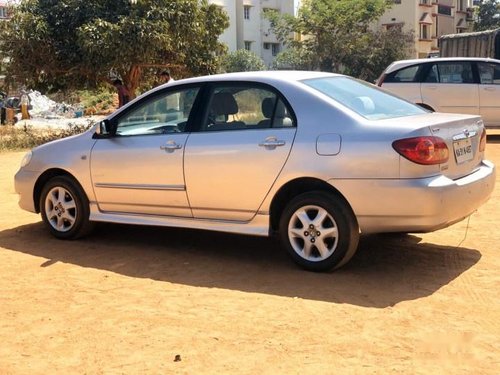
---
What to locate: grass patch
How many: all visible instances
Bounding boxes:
[0,121,95,151]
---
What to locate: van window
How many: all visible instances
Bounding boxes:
[384,65,420,83]
[478,62,500,84]
[426,62,474,84]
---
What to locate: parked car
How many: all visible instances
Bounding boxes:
[14,71,496,271]
[377,57,500,128]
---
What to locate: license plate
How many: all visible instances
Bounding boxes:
[453,138,473,164]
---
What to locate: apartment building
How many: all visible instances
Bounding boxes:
[376,0,474,58]
[0,1,10,19]
[209,0,294,66]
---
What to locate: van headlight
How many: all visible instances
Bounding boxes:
[20,151,33,168]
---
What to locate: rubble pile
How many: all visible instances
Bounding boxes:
[12,90,100,129]
[27,90,83,120]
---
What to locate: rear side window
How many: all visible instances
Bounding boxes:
[202,85,295,131]
[424,62,474,84]
[477,62,500,84]
[384,65,421,83]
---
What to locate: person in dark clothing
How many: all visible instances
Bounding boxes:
[113,79,130,108]
[159,69,174,84]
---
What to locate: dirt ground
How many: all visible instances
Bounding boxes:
[0,139,499,374]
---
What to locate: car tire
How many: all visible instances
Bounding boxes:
[40,175,94,239]
[279,191,359,272]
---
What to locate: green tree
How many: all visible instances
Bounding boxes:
[474,0,500,31]
[0,0,229,96]
[221,49,266,73]
[344,27,415,82]
[267,0,414,81]
[271,46,314,70]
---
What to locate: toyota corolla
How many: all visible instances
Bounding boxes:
[14,71,496,271]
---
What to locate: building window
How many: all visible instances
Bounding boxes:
[393,0,401,4]
[244,6,250,20]
[420,24,430,40]
[420,0,430,5]
[457,0,466,12]
[244,41,251,51]
[0,7,7,18]
[272,43,280,56]
[438,5,452,16]
[263,43,270,50]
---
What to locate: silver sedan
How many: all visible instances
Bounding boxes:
[14,71,496,271]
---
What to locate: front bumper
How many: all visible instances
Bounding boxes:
[14,168,41,213]
[330,160,496,234]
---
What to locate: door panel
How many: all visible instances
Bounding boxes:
[421,61,479,115]
[184,84,297,221]
[91,134,191,216]
[90,85,201,216]
[184,128,295,221]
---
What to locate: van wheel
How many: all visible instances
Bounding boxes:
[279,191,359,272]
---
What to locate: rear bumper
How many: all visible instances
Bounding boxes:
[330,160,496,233]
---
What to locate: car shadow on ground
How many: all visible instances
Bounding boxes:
[0,221,481,308]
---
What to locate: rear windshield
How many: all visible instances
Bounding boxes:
[302,76,426,120]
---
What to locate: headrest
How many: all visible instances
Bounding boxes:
[212,92,238,115]
[352,96,375,114]
[261,97,276,118]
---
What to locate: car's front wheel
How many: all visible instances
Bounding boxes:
[279,191,359,272]
[40,176,94,239]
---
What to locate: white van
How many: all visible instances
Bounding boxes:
[377,57,500,128]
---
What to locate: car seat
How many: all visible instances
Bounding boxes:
[207,92,245,131]
[257,97,291,128]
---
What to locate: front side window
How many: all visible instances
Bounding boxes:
[478,62,500,84]
[303,77,426,120]
[203,85,295,131]
[427,62,474,83]
[115,87,200,136]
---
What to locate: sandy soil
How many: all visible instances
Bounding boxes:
[0,140,499,374]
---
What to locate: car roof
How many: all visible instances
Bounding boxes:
[156,70,342,88]
[383,57,500,74]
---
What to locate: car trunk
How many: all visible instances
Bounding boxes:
[427,115,484,180]
[382,112,485,180]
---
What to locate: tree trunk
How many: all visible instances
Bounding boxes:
[123,65,142,99]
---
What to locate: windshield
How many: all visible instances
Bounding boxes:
[303,76,426,120]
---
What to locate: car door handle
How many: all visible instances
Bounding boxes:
[426,86,437,90]
[160,141,182,151]
[259,139,286,148]
[483,87,496,91]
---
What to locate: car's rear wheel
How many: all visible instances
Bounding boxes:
[40,176,94,239]
[279,191,359,272]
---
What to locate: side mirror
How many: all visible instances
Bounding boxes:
[94,119,113,138]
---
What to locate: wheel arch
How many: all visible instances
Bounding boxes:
[269,177,356,233]
[33,169,80,213]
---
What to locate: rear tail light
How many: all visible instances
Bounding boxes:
[479,128,487,152]
[392,136,449,165]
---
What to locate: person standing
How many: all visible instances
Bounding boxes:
[20,90,30,120]
[112,79,130,108]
